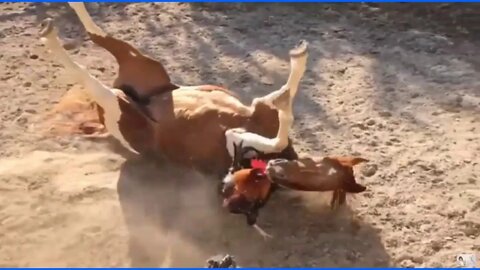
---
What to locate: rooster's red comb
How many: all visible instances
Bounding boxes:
[251,159,268,171]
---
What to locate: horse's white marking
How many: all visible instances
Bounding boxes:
[68,2,106,37]
[225,41,308,158]
[225,128,287,158]
[41,24,138,154]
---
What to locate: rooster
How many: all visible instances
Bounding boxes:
[221,142,368,239]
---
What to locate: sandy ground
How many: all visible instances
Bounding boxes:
[0,2,479,267]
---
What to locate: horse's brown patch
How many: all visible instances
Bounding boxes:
[115,92,155,154]
[89,33,177,98]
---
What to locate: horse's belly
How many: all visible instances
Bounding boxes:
[154,116,240,174]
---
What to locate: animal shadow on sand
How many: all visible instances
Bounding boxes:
[117,157,391,267]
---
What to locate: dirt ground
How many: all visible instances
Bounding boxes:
[0,2,479,267]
